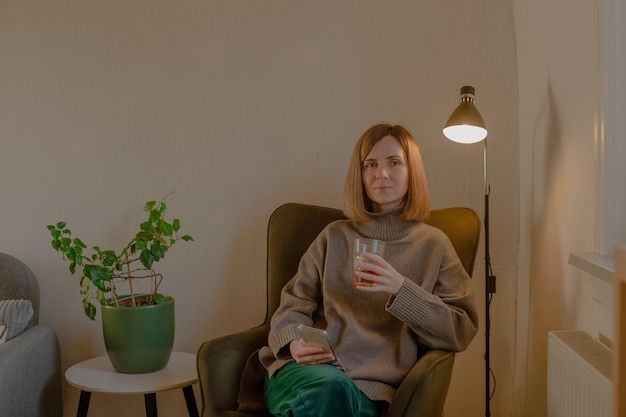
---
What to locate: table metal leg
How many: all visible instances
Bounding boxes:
[76,391,91,417]
[182,385,199,417]
[74,386,196,417]
[144,393,158,417]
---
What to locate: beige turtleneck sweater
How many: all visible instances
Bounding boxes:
[259,207,478,402]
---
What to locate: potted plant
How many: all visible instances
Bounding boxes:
[47,194,193,373]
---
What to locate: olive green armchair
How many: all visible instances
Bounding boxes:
[197,203,480,417]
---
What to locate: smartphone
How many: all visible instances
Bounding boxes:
[298,324,336,356]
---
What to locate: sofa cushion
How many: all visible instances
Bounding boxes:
[0,299,34,340]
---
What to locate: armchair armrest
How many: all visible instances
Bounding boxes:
[387,350,455,417]
[0,325,63,417]
[197,324,270,415]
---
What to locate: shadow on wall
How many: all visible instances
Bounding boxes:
[526,79,567,416]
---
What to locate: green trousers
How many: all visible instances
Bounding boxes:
[264,362,380,417]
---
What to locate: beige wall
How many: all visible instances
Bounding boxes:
[514,0,626,416]
[0,1,518,416]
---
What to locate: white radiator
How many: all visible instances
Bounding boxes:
[548,330,612,417]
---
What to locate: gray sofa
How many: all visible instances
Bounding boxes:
[0,252,63,417]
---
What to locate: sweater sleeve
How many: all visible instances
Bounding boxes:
[385,237,479,352]
[266,234,327,358]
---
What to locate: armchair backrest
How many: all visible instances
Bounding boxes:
[265,203,346,324]
[263,203,480,325]
[423,207,481,276]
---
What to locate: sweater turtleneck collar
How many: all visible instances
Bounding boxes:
[352,205,419,241]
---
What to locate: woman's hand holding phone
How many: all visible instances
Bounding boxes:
[289,339,335,365]
[290,325,336,365]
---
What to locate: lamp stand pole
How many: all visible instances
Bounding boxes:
[483,140,495,417]
[442,84,492,416]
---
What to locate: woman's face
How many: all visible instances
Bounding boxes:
[361,135,409,213]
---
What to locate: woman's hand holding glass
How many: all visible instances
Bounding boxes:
[354,252,406,295]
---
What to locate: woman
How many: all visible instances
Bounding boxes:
[259,124,479,417]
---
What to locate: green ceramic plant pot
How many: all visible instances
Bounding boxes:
[101,295,175,374]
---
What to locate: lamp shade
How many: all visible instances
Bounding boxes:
[443,86,488,144]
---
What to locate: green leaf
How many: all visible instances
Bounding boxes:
[80,276,90,294]
[182,234,194,242]
[149,209,161,223]
[102,257,115,267]
[151,242,165,260]
[154,293,166,304]
[99,268,112,282]
[140,221,152,232]
[83,297,96,320]
[144,200,156,212]
[159,220,173,236]
[56,221,67,229]
[74,238,87,249]
[136,231,152,241]
[140,250,154,268]
[93,279,106,292]
[172,218,181,232]
[84,264,111,284]
[96,290,105,305]
[65,248,76,262]
[101,251,117,267]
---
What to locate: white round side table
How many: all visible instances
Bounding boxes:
[65,351,199,417]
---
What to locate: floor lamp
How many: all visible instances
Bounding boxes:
[443,86,496,417]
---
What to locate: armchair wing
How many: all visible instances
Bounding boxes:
[198,325,270,417]
[387,350,455,417]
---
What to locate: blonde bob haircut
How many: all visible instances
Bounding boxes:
[343,124,430,223]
